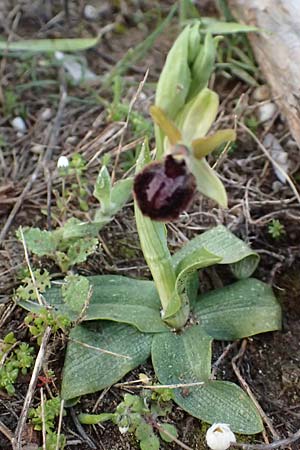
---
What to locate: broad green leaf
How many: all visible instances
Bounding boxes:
[93,166,111,211]
[159,423,178,443]
[187,157,228,208]
[173,381,262,434]
[66,237,98,266]
[167,248,221,316]
[152,325,212,383]
[180,88,219,142]
[188,33,216,100]
[199,18,259,35]
[152,324,262,434]
[173,225,259,279]
[140,435,160,450]
[19,227,58,256]
[43,276,167,333]
[61,218,107,239]
[194,278,281,340]
[62,275,90,314]
[0,37,99,52]
[61,321,152,400]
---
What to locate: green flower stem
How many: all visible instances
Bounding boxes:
[78,413,115,425]
[134,206,189,329]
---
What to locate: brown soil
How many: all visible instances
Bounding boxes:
[1,1,300,450]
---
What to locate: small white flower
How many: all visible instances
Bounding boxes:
[11,117,27,133]
[57,155,69,169]
[206,423,236,450]
[118,426,129,434]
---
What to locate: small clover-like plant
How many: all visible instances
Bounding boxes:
[18,164,133,272]
[79,386,177,450]
[0,332,35,395]
[24,309,71,345]
[268,219,286,240]
[29,396,66,450]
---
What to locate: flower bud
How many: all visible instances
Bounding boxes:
[57,155,69,169]
[206,423,236,450]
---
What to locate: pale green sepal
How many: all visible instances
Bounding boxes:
[188,157,227,207]
[180,88,219,142]
[194,278,281,340]
[109,177,133,215]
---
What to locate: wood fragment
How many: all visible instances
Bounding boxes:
[228,0,300,149]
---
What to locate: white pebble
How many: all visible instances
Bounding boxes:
[258,102,277,123]
[11,116,27,133]
[83,4,98,20]
[40,108,52,121]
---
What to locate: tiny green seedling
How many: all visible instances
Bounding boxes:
[18,164,133,272]
[29,396,66,450]
[268,219,286,240]
[79,385,177,450]
[0,332,35,395]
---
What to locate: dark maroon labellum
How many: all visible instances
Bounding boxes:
[133,155,196,221]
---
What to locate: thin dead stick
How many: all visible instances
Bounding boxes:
[68,338,131,359]
[111,68,149,184]
[232,428,300,449]
[55,399,65,450]
[211,342,237,379]
[18,227,45,306]
[232,340,280,441]
[238,121,300,205]
[40,388,46,450]
[0,340,20,367]
[115,381,205,390]
[13,326,52,450]
[0,420,14,443]
[155,422,193,450]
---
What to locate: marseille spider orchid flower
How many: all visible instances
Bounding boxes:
[133,88,236,221]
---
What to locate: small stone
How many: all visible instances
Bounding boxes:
[272,181,283,193]
[66,136,78,145]
[11,116,27,133]
[257,102,277,123]
[253,84,270,101]
[40,108,52,120]
[83,4,98,20]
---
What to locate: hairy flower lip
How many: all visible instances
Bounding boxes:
[133,154,196,222]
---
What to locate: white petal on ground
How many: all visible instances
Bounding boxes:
[206,423,236,450]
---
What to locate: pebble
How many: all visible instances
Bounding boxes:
[83,4,98,20]
[11,116,27,133]
[40,108,52,121]
[253,84,270,101]
[257,102,277,123]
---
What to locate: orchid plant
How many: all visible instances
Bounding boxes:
[18,24,281,436]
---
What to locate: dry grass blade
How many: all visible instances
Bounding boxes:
[13,326,52,450]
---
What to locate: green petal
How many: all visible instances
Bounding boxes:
[192,129,236,159]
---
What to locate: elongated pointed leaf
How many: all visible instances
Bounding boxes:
[188,33,216,100]
[150,106,182,145]
[187,157,228,207]
[40,276,167,333]
[0,37,100,52]
[199,19,259,35]
[194,278,281,340]
[110,177,133,214]
[173,225,259,279]
[152,324,262,434]
[62,321,152,400]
